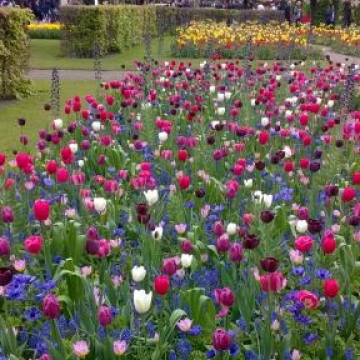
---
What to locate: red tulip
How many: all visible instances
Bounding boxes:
[322,236,336,254]
[342,187,356,202]
[33,200,50,221]
[178,175,190,190]
[98,305,113,326]
[42,294,61,319]
[154,275,170,296]
[295,235,313,253]
[353,172,360,185]
[296,290,319,309]
[323,279,339,298]
[24,235,43,254]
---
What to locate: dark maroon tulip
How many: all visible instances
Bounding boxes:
[309,162,321,172]
[348,215,360,227]
[308,218,323,234]
[260,257,279,273]
[255,161,265,171]
[86,239,99,255]
[260,210,275,223]
[0,267,14,286]
[135,203,148,216]
[243,234,260,250]
[325,185,339,197]
[87,226,99,241]
[195,188,205,198]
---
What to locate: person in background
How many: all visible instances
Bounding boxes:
[293,1,302,23]
[342,0,352,28]
[279,0,291,23]
[325,3,335,27]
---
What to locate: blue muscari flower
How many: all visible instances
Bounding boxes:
[280,318,288,335]
[303,332,318,345]
[35,341,48,356]
[244,350,258,360]
[283,350,292,360]
[291,266,305,276]
[120,328,132,342]
[326,347,333,359]
[147,322,156,338]
[314,268,332,280]
[169,350,177,360]
[236,318,248,331]
[24,307,42,322]
[345,348,354,360]
[294,314,313,326]
[98,326,106,340]
[176,339,191,360]
[205,349,216,359]
[229,343,239,357]
[189,325,202,336]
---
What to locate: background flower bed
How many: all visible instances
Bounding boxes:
[27,23,62,40]
[0,57,360,360]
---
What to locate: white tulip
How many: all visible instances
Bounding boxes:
[285,110,293,118]
[133,289,152,314]
[78,159,84,167]
[209,85,216,93]
[226,223,237,236]
[53,118,63,130]
[217,93,225,102]
[253,190,263,204]
[283,146,292,158]
[276,75,282,81]
[250,99,256,107]
[327,100,334,108]
[164,61,169,66]
[224,92,232,100]
[261,117,269,127]
[263,194,273,209]
[131,266,147,282]
[221,63,227,70]
[244,179,253,188]
[296,220,308,233]
[158,131,168,143]
[69,143,78,154]
[290,63,295,70]
[216,107,225,116]
[316,97,322,105]
[93,197,107,214]
[152,226,163,241]
[180,254,193,268]
[144,189,159,206]
[91,121,101,132]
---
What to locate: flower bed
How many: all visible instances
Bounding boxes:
[0,58,360,360]
[27,23,62,39]
[171,21,320,60]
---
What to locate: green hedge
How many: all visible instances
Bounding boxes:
[60,5,284,58]
[0,8,33,100]
[27,29,61,39]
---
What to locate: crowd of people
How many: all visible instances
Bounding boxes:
[0,0,59,21]
[0,0,355,28]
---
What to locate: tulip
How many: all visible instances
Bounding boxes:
[42,294,61,319]
[295,220,308,233]
[98,305,112,326]
[323,279,340,298]
[131,265,146,282]
[113,340,127,356]
[0,266,14,286]
[1,206,14,223]
[0,237,10,256]
[229,243,243,263]
[158,131,168,142]
[33,199,50,221]
[93,197,107,214]
[180,254,193,268]
[154,275,170,296]
[133,289,152,314]
[226,223,237,235]
[91,121,101,132]
[53,118,63,130]
[73,341,90,358]
[212,328,231,351]
[177,318,193,332]
[144,189,159,206]
[244,179,253,188]
[24,235,43,254]
[152,226,163,241]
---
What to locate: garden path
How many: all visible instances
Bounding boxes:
[27,48,360,81]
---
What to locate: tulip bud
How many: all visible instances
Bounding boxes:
[0,237,10,256]
[154,275,170,296]
[1,206,14,223]
[98,305,112,326]
[180,254,193,268]
[33,199,50,221]
[42,294,60,319]
[131,265,147,282]
[212,328,231,351]
[93,197,107,214]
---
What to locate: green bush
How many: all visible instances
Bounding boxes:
[60,5,284,58]
[0,8,33,100]
[27,29,61,40]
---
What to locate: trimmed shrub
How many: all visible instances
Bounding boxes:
[60,5,284,58]
[0,8,33,100]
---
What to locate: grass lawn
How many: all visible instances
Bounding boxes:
[0,80,98,155]
[30,37,204,71]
